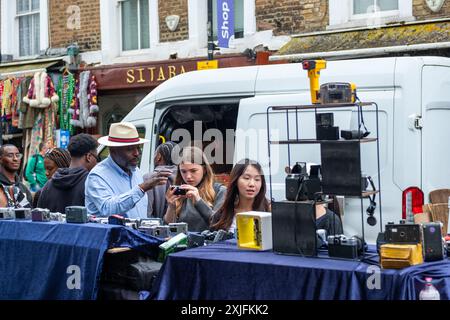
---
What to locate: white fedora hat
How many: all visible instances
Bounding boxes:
[98,122,150,147]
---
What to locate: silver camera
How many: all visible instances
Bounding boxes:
[31,208,51,222]
[0,208,15,220]
[169,223,188,236]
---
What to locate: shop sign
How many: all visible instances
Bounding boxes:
[126,65,189,85]
[197,60,219,70]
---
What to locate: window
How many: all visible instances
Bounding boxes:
[121,0,150,51]
[212,0,244,40]
[328,0,413,30]
[353,0,398,16]
[16,0,40,57]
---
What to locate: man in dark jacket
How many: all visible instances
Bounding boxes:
[37,134,99,213]
[0,144,32,208]
[143,141,178,219]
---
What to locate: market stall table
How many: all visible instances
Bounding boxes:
[152,240,450,300]
[0,220,162,300]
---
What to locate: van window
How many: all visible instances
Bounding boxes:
[98,127,146,162]
[156,102,239,184]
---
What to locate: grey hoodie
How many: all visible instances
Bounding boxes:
[143,165,177,219]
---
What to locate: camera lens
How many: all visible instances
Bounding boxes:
[400,232,406,238]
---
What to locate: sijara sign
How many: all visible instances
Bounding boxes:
[217,0,234,48]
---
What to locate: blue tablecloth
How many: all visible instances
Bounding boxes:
[152,241,450,300]
[0,220,162,300]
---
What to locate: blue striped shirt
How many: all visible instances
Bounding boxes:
[85,156,148,219]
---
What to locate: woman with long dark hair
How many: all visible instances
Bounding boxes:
[211,159,271,233]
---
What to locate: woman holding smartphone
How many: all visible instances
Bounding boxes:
[164,146,227,232]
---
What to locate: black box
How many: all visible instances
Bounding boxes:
[317,126,339,140]
[321,141,362,196]
[423,222,445,262]
[272,201,317,257]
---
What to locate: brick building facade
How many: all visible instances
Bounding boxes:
[49,0,101,52]
[158,0,189,42]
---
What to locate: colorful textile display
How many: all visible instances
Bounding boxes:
[23,72,59,108]
[87,74,99,128]
[71,71,99,129]
[58,73,75,132]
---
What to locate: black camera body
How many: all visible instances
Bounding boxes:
[14,208,31,220]
[285,162,321,201]
[316,113,339,141]
[171,186,187,196]
[341,130,369,140]
[384,221,422,244]
[327,235,362,259]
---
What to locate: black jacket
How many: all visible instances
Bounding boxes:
[37,167,89,213]
[0,171,32,206]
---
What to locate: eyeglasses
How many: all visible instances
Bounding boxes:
[4,153,23,160]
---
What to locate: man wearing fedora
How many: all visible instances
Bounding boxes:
[85,122,172,218]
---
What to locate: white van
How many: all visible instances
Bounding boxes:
[99,56,450,243]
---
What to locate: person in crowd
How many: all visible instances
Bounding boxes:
[85,122,172,218]
[24,142,48,192]
[37,134,99,213]
[210,159,271,233]
[315,200,344,238]
[33,148,71,208]
[164,146,227,232]
[0,144,32,208]
[143,141,178,219]
[43,148,71,181]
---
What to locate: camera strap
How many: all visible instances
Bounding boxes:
[356,99,370,138]
[366,176,377,226]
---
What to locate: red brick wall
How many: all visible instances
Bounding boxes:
[49,0,101,52]
[158,0,189,42]
[256,0,328,35]
[413,0,450,19]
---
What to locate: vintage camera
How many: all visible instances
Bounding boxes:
[65,206,88,224]
[286,162,322,201]
[200,229,234,244]
[139,225,171,238]
[316,113,339,140]
[139,218,162,228]
[171,186,187,196]
[14,208,31,220]
[341,130,370,140]
[327,234,363,259]
[169,222,188,236]
[31,208,51,222]
[320,82,356,104]
[384,221,422,244]
[0,208,15,220]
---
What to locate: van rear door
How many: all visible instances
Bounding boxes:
[422,64,450,197]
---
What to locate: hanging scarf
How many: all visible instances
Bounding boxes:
[86,74,99,128]
[58,74,75,131]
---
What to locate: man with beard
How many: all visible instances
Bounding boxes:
[85,122,172,218]
[0,144,32,208]
[37,134,99,213]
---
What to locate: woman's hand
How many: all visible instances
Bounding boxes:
[181,184,201,202]
[166,187,183,207]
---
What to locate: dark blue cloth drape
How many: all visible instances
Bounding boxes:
[152,241,450,300]
[0,220,162,300]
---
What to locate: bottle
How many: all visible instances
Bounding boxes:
[419,277,440,300]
